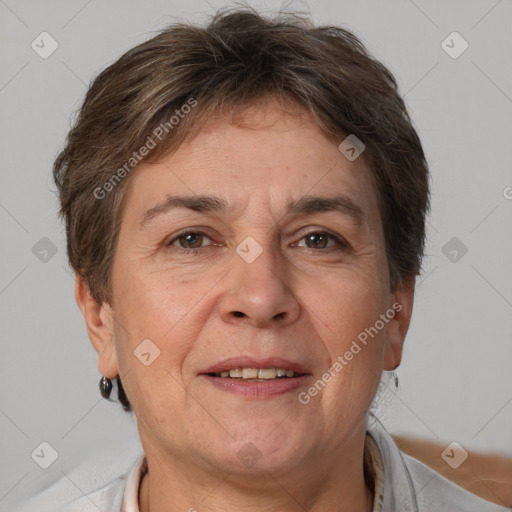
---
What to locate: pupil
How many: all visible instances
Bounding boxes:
[183,233,201,248]
[308,233,326,248]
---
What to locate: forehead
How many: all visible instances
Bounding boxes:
[121,102,380,230]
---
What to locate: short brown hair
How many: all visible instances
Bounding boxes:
[54,8,430,412]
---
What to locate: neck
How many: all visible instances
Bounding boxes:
[138,437,374,512]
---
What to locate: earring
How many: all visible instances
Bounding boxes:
[99,376,113,399]
[394,373,399,389]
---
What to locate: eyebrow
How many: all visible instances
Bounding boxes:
[139,194,364,228]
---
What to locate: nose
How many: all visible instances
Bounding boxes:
[218,241,300,328]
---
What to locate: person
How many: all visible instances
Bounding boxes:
[30,7,510,512]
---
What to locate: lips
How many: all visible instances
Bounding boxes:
[199,356,312,398]
[199,356,311,377]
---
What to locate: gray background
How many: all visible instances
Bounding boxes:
[1,0,511,509]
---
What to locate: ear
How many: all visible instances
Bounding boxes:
[383,276,415,371]
[75,275,118,378]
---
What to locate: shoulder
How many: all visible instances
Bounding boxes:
[367,418,511,512]
[12,449,141,512]
[16,474,128,512]
[402,452,511,512]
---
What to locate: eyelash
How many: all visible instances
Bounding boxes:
[165,229,350,253]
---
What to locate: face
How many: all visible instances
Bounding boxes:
[79,100,413,480]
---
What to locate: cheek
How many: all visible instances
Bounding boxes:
[311,285,388,423]
[109,273,205,428]
[111,264,219,378]
[309,267,390,401]
[310,265,389,339]
[113,251,208,335]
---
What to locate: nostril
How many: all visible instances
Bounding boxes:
[233,311,245,318]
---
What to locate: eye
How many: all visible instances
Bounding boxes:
[165,229,350,253]
[296,230,349,251]
[166,230,212,252]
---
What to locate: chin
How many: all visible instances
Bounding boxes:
[205,428,310,477]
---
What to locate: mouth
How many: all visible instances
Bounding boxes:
[205,367,305,380]
[199,357,311,398]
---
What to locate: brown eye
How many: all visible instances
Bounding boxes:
[166,230,212,251]
[304,232,330,249]
[178,232,204,249]
[298,231,348,250]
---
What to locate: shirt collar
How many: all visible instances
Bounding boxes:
[122,452,146,512]
[366,414,420,512]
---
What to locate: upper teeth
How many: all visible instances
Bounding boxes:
[216,368,297,379]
